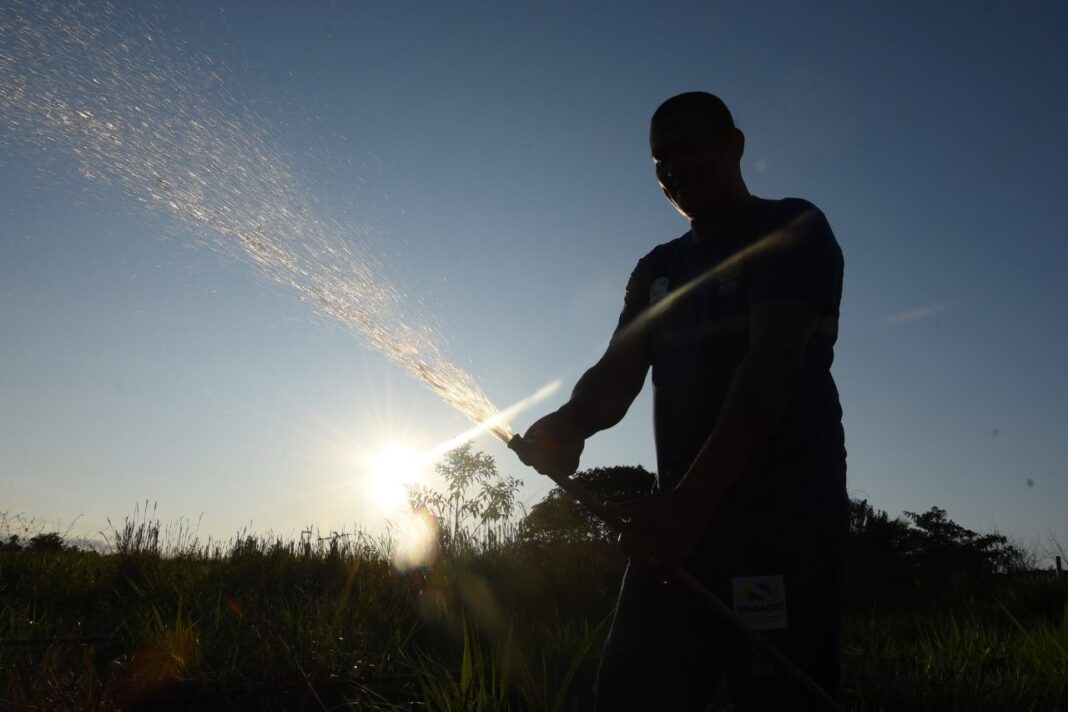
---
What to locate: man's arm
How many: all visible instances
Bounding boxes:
[521,333,649,477]
[616,297,823,562]
[520,254,655,476]
[558,333,650,439]
[675,297,821,505]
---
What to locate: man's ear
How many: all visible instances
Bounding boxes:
[729,128,745,161]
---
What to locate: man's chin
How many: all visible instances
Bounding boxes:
[680,195,736,225]
[677,202,717,223]
[671,191,716,220]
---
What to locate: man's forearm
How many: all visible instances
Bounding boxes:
[676,347,800,512]
[559,345,648,439]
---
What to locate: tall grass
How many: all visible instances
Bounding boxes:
[1,509,1065,710]
[841,573,1068,710]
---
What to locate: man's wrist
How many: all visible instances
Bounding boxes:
[555,401,595,440]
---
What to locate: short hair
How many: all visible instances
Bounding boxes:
[651,92,735,136]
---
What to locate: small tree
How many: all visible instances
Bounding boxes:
[408,442,522,550]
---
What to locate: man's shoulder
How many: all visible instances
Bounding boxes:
[756,196,825,223]
[755,197,839,255]
[635,231,689,272]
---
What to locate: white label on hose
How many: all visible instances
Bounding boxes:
[731,575,788,631]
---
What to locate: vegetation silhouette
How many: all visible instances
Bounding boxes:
[408,441,523,552]
[519,465,655,546]
[0,448,1064,709]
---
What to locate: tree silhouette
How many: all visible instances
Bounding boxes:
[408,442,521,549]
[846,499,1027,603]
[903,506,1023,579]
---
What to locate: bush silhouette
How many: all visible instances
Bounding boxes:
[28,532,65,552]
[519,465,655,546]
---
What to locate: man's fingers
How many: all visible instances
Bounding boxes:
[618,522,657,557]
[519,429,582,479]
[619,531,664,568]
[607,497,645,519]
[525,434,559,452]
[516,431,557,470]
[617,529,647,560]
[610,496,669,529]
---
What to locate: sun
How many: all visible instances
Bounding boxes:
[365,442,429,516]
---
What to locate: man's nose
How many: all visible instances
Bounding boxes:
[662,157,696,179]
[658,160,679,184]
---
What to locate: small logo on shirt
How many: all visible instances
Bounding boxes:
[649,277,670,304]
[717,264,741,294]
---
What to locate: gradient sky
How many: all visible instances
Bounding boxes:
[2,1,1066,556]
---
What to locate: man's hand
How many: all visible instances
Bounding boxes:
[520,409,585,478]
[609,488,711,568]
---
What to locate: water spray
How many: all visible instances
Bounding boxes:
[506,433,843,711]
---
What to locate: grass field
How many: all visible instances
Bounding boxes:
[1,519,1065,710]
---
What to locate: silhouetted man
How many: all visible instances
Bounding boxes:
[521,92,847,710]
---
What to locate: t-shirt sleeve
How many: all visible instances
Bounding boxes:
[748,204,843,317]
[614,256,651,335]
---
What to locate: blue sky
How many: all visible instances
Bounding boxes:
[2,1,1066,555]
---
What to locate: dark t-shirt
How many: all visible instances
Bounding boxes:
[614,196,847,535]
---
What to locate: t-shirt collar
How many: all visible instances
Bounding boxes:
[689,196,760,245]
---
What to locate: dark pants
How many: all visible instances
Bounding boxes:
[595,520,845,711]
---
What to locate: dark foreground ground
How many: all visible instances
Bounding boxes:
[1,531,1065,711]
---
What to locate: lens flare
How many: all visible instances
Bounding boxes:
[392,507,439,571]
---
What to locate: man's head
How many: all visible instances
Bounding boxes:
[649,92,747,224]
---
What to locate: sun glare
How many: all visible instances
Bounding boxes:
[365,443,428,516]
[356,378,564,570]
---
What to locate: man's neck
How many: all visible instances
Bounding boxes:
[690,189,754,241]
